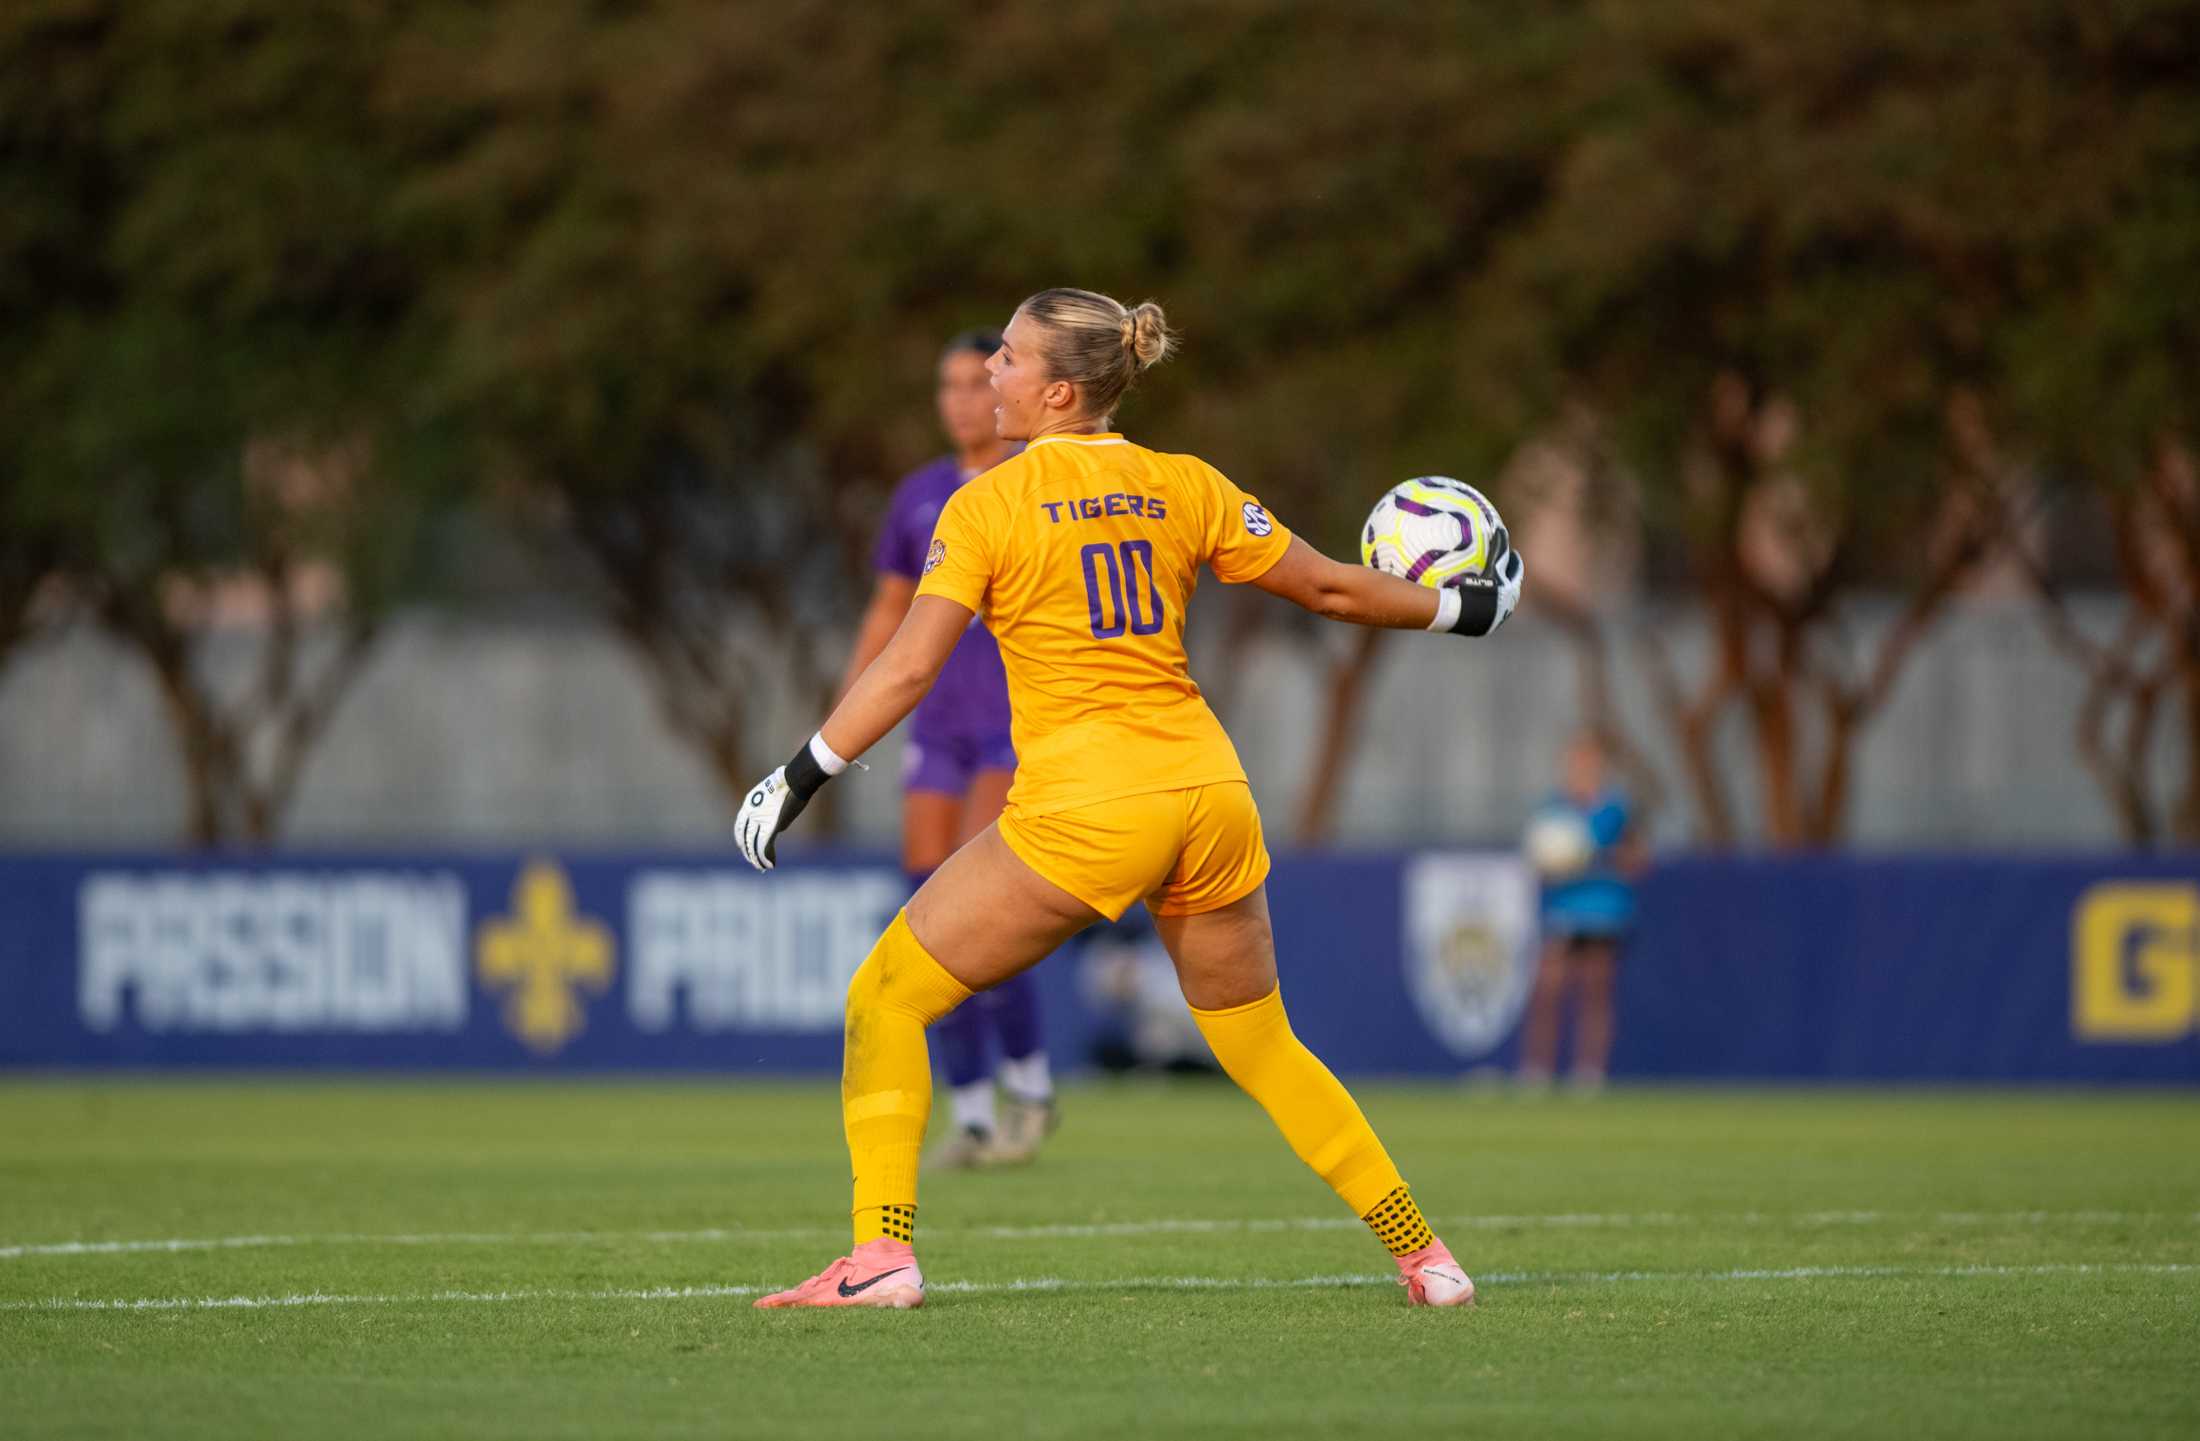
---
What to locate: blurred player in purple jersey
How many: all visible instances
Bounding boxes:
[837,328,1057,1169]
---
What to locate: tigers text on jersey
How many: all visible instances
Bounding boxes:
[914,431,1292,816]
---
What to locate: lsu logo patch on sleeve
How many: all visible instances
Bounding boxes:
[1242,501,1273,537]
[923,538,947,574]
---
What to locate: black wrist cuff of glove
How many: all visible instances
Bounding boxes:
[1450,577,1500,637]
[782,741,832,801]
[1448,526,1509,637]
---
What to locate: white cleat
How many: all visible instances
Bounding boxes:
[988,1094,1059,1164]
[923,1123,998,1172]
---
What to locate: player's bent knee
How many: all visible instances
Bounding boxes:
[846,911,973,1032]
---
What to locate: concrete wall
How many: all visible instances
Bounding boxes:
[0,595,2171,850]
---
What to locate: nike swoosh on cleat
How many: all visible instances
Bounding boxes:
[836,1266,911,1298]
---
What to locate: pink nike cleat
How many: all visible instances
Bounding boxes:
[753,1239,926,1310]
[1396,1239,1476,1308]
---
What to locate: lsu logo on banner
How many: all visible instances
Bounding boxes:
[476,860,614,1055]
[2071,882,2199,1042]
[1402,853,1538,1059]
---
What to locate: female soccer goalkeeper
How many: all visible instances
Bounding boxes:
[736,287,1525,1310]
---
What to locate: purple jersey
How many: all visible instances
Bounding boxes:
[873,454,1015,743]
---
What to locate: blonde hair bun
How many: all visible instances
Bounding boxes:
[1123,301,1177,371]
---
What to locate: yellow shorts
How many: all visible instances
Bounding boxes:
[997,782,1271,921]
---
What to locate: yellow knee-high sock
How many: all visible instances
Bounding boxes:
[842,910,972,1247]
[1191,985,1434,1256]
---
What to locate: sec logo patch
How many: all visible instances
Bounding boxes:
[1242,501,1272,537]
[923,538,947,574]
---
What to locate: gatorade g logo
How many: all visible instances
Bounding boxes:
[2071,882,2199,1042]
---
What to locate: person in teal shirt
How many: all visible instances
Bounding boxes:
[1518,733,1646,1091]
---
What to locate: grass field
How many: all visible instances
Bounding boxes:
[2,1079,2195,1439]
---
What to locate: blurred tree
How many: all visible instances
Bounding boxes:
[1499,411,1668,823]
[377,1,867,813]
[74,423,437,846]
[0,499,74,667]
[0,1,99,670]
[1460,0,2104,846]
[2012,442,2199,847]
[1928,0,2200,845]
[511,443,861,817]
[0,0,452,844]
[374,0,1595,825]
[9,0,2192,850]
[1151,2,1596,842]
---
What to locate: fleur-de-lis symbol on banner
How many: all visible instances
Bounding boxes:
[476,861,614,1055]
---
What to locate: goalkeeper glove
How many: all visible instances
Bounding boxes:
[735,734,848,871]
[1434,531,1525,637]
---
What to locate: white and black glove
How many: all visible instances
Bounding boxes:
[735,735,846,871]
[1431,529,1526,638]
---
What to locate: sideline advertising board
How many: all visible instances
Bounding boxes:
[0,851,2193,1081]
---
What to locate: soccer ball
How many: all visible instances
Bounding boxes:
[1360,476,1507,588]
[1523,808,1596,880]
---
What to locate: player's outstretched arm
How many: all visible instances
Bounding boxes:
[1250,536,1525,636]
[735,595,971,871]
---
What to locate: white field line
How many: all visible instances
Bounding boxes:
[0,1228,801,1261]
[6,1209,2198,1263]
[5,1261,2196,1315]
